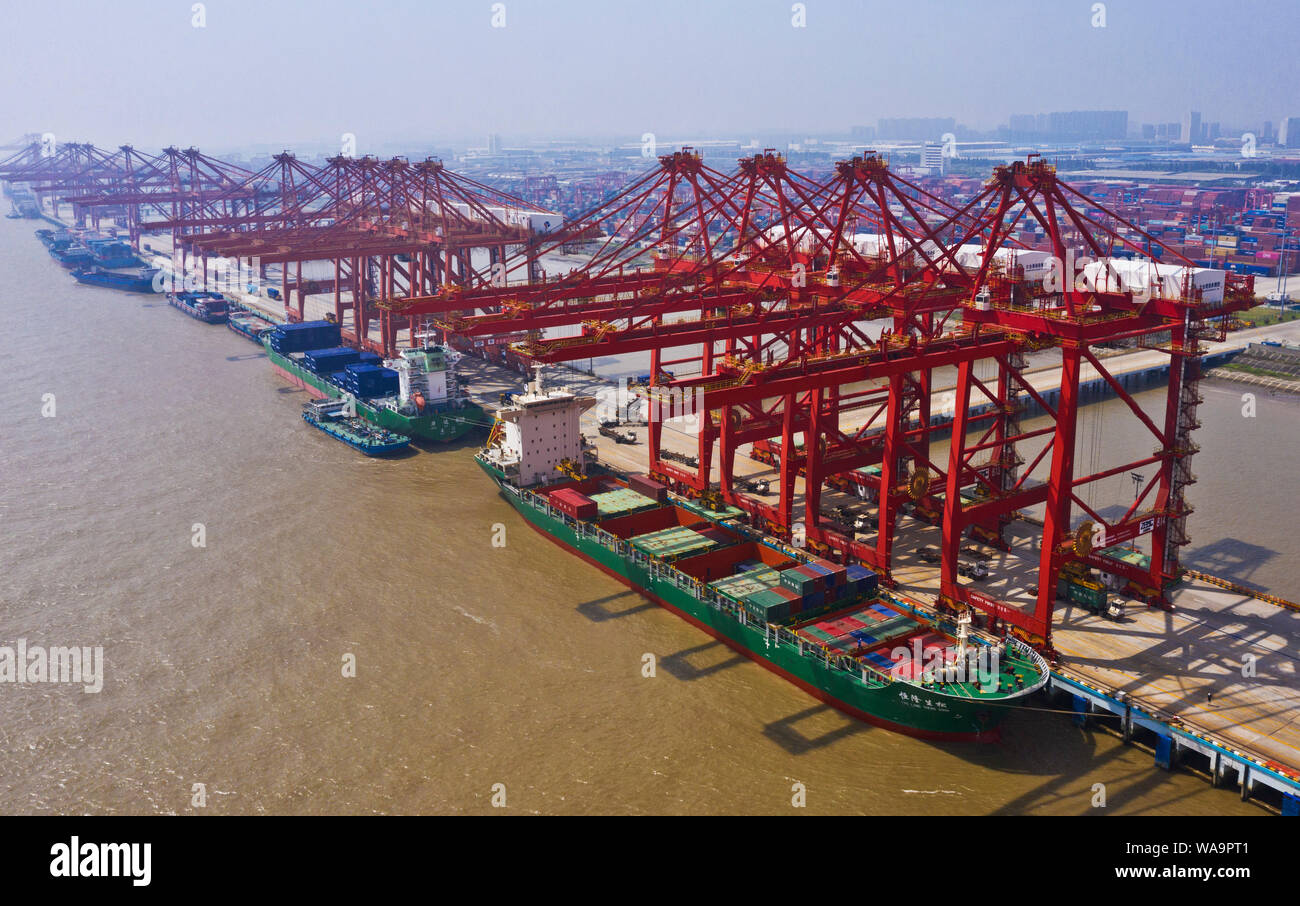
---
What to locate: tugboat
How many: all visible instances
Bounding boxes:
[71,266,160,293]
[301,398,411,456]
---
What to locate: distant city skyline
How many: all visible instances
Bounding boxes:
[2,0,1296,152]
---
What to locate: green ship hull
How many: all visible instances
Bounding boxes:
[264,339,484,443]
[478,457,1047,742]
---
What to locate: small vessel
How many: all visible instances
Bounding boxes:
[71,266,160,293]
[226,305,279,343]
[301,398,411,456]
[51,243,96,269]
[476,369,1050,742]
[8,193,38,218]
[35,228,71,249]
[86,238,142,269]
[167,290,229,323]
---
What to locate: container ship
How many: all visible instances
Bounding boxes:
[167,290,229,323]
[262,320,485,443]
[35,228,70,249]
[476,371,1049,741]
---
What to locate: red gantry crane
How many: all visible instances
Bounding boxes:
[431,151,1252,650]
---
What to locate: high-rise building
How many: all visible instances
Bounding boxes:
[1009,110,1127,141]
[487,133,502,154]
[877,117,955,141]
[1009,114,1037,135]
[1281,117,1300,149]
[1181,111,1201,144]
[921,142,945,175]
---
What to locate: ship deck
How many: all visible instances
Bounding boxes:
[794,599,1043,698]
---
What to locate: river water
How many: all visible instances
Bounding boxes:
[1,216,1291,815]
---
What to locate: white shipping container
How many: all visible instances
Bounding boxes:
[852,232,942,262]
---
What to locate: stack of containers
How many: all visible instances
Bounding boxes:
[589,487,659,518]
[268,320,341,354]
[847,566,878,592]
[303,347,361,374]
[743,586,799,623]
[337,363,400,398]
[779,564,827,613]
[805,558,849,605]
[710,567,781,604]
[631,526,717,561]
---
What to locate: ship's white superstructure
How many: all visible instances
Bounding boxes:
[482,368,595,487]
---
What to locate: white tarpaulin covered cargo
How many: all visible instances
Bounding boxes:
[1080,258,1225,303]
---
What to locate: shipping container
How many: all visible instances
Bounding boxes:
[744,588,792,623]
[779,565,825,596]
[550,488,597,521]
[845,564,879,596]
[627,474,668,503]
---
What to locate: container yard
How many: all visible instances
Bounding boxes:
[2,0,1299,863]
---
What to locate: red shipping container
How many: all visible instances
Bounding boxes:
[550,488,597,520]
[627,473,668,503]
[773,586,802,616]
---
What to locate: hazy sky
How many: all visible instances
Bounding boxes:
[2,0,1297,152]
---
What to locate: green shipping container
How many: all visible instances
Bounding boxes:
[1058,578,1106,610]
[744,588,792,623]
[779,566,822,596]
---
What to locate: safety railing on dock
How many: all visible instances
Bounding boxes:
[1050,667,1300,810]
[1183,569,1300,612]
